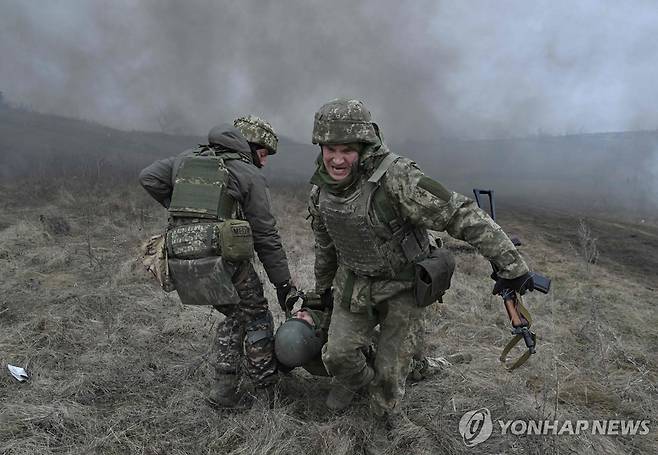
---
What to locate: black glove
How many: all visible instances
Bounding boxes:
[320,288,334,310]
[276,281,299,313]
[492,272,535,296]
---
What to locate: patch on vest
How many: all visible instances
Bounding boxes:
[418,176,452,202]
[167,223,220,259]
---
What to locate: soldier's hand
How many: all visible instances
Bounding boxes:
[276,281,300,313]
[492,272,535,296]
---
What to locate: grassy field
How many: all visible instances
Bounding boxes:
[0,179,656,454]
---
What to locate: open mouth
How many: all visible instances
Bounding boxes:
[330,165,349,177]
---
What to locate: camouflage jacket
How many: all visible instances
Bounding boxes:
[308,152,529,292]
[139,127,291,286]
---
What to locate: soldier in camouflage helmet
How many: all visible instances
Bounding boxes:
[139,121,296,407]
[307,98,534,417]
[234,115,278,168]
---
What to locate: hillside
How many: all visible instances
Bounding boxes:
[0,105,316,184]
[2,105,657,218]
[0,182,656,454]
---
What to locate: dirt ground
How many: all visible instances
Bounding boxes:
[0,180,656,454]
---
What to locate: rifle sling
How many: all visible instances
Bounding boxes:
[499,295,535,371]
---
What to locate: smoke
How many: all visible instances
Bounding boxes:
[2,0,657,142]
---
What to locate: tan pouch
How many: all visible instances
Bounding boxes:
[219,219,254,262]
[141,234,175,292]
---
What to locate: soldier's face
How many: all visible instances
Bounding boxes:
[256,149,269,167]
[321,144,359,181]
[293,309,315,327]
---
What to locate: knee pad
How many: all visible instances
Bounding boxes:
[244,312,275,358]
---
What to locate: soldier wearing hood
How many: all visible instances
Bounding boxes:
[307,99,534,418]
[139,117,296,407]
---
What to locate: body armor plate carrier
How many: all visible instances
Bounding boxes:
[318,154,429,278]
[165,150,250,306]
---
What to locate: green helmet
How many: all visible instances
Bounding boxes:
[274,318,324,368]
[312,98,379,145]
[234,115,278,155]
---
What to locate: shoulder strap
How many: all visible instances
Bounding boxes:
[368,153,400,183]
[369,153,401,224]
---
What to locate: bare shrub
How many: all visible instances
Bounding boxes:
[577,218,599,270]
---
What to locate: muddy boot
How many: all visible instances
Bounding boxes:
[326,366,374,411]
[210,373,240,408]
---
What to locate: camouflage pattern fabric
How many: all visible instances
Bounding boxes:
[308,185,338,292]
[234,115,278,154]
[381,156,528,278]
[309,100,529,415]
[140,125,289,394]
[321,273,423,416]
[312,98,379,145]
[139,128,291,287]
[285,307,442,380]
[214,261,277,388]
[309,157,529,282]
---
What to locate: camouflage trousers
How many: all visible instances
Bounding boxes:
[322,268,425,416]
[213,261,277,388]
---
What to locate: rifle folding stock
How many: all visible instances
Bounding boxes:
[473,187,551,370]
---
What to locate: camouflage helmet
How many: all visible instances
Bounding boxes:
[312,98,379,145]
[274,318,324,368]
[233,115,278,155]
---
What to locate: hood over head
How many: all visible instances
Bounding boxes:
[207,124,252,160]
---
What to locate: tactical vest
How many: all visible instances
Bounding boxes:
[318,154,429,278]
[166,149,253,262]
[168,149,239,222]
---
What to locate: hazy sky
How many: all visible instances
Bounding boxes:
[2,0,658,142]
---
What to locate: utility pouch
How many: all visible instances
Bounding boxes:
[414,248,456,307]
[399,228,426,262]
[166,222,221,259]
[168,256,239,306]
[141,233,175,292]
[218,219,254,262]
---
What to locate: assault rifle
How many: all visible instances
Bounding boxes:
[473,188,552,370]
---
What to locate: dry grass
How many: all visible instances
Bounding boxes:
[1,181,657,454]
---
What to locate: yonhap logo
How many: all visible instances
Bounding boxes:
[459,407,493,447]
[457,408,650,447]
